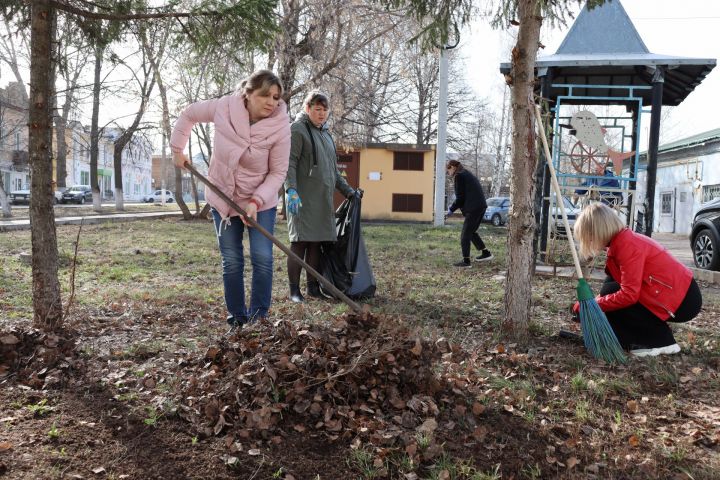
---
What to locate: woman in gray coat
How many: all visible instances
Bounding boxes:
[285,91,355,302]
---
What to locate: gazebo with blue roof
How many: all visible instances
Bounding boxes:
[500,0,715,257]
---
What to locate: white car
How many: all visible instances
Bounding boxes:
[143,189,175,203]
[552,196,582,235]
[9,186,31,205]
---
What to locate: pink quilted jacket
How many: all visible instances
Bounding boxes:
[170,94,291,219]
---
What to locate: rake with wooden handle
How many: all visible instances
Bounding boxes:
[533,102,626,364]
[183,161,364,314]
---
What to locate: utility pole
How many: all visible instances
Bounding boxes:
[433,28,460,227]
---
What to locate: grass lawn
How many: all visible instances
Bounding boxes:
[1,217,719,479]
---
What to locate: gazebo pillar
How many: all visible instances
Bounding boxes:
[535,71,553,261]
[644,66,665,237]
[628,104,639,229]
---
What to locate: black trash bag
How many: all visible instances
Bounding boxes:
[319,242,352,294]
[320,191,376,299]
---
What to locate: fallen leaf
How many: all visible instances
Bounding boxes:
[686,331,696,345]
[628,435,640,447]
[92,466,106,474]
[472,402,486,415]
[0,442,12,452]
[247,449,262,456]
[204,346,220,361]
[416,418,437,435]
[496,344,505,354]
[472,426,488,441]
[626,400,639,413]
[0,335,19,345]
[503,404,514,413]
[410,339,422,356]
[567,456,579,469]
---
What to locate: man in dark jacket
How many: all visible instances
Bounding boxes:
[446,160,493,267]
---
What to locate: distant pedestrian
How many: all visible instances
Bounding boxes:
[572,202,702,356]
[574,160,622,206]
[170,69,291,333]
[284,90,357,302]
[446,160,492,267]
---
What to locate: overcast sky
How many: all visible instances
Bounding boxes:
[459,0,720,147]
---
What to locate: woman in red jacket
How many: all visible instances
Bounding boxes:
[573,203,702,357]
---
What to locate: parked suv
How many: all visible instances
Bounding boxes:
[61,185,93,204]
[483,197,511,226]
[690,198,720,270]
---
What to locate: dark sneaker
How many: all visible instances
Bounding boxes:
[475,251,493,262]
[630,343,681,357]
[225,315,246,336]
[453,260,471,267]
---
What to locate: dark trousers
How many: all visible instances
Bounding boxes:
[460,207,487,258]
[288,241,322,286]
[601,276,702,349]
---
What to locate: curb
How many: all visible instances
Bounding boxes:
[688,267,720,285]
[0,211,185,232]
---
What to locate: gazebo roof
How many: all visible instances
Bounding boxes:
[500,0,716,106]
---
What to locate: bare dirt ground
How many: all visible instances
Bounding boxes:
[1,218,719,479]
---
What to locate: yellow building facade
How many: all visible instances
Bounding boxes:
[342,143,436,222]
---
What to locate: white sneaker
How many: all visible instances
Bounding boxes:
[630,343,681,357]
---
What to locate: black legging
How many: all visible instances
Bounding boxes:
[288,241,323,285]
[600,276,702,349]
[460,207,487,258]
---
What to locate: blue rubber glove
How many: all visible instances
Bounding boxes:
[286,188,302,215]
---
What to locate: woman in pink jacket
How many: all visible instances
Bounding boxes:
[171,70,291,332]
[573,203,702,357]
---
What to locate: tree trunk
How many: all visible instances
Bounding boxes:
[113,142,125,211]
[144,30,191,219]
[55,68,82,189]
[493,87,509,197]
[0,177,11,218]
[90,42,103,211]
[29,0,62,328]
[501,0,542,342]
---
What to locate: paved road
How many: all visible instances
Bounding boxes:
[654,232,693,268]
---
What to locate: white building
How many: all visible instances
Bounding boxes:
[635,128,720,235]
[63,123,153,201]
[0,82,29,193]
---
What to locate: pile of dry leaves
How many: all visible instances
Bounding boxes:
[0,328,80,389]
[176,312,484,458]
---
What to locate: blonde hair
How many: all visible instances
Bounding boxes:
[573,202,625,259]
[237,70,283,98]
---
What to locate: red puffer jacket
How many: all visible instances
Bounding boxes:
[598,228,693,320]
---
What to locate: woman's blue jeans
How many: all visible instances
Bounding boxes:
[211,207,276,325]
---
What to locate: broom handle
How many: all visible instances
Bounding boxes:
[533,103,585,279]
[183,162,364,314]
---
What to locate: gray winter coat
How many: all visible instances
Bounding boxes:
[285,113,353,242]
